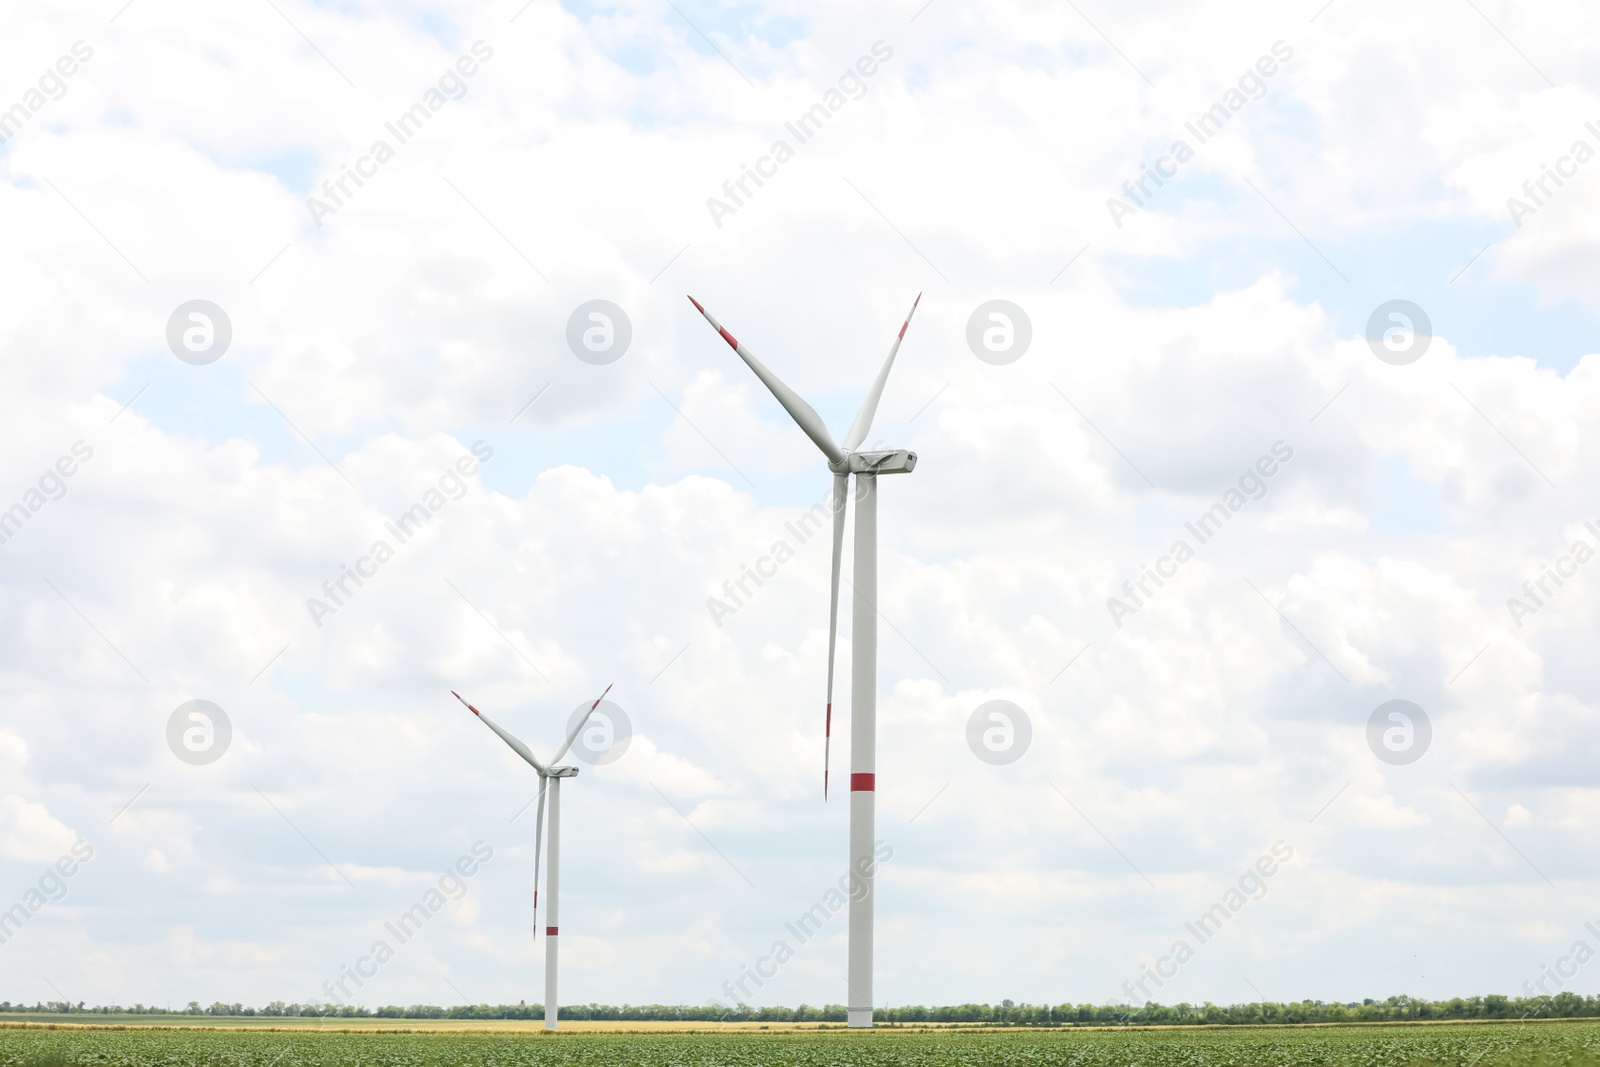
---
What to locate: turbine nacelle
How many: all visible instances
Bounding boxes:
[546,766,580,778]
[837,449,917,476]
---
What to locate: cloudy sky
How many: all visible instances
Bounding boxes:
[2,0,1599,1015]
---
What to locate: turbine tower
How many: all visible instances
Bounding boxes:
[452,685,611,1030]
[688,293,921,1029]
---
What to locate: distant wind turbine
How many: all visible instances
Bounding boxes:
[452,684,611,1030]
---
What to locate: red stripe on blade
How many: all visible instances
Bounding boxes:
[687,295,705,313]
[898,294,920,338]
[851,773,875,791]
[718,326,739,350]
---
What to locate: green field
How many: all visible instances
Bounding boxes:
[4,1020,1600,1067]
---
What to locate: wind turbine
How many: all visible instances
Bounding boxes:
[452,684,612,1031]
[687,293,921,1029]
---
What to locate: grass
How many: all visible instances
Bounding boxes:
[3,1018,1600,1066]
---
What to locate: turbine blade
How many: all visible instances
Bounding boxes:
[453,691,547,774]
[687,296,845,466]
[824,473,848,800]
[842,294,921,451]
[531,776,548,931]
[550,683,613,766]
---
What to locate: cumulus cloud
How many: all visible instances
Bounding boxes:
[0,0,1596,1015]
[0,795,76,863]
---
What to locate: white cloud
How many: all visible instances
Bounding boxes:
[1,0,1598,1015]
[0,795,76,863]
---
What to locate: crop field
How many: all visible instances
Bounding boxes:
[3,1020,1600,1067]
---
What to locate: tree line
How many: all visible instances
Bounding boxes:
[2,993,1595,1025]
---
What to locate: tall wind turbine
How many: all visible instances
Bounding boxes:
[452,685,611,1030]
[687,293,920,1029]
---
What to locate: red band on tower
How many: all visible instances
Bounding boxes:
[851,773,875,791]
[546,926,558,936]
